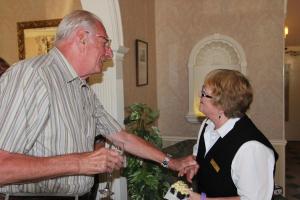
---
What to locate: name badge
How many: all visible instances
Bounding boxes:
[210,158,220,173]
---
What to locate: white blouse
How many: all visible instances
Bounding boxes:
[193,118,275,200]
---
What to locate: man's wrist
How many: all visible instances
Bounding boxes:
[161,154,172,168]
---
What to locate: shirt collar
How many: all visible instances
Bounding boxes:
[206,118,240,138]
[50,48,87,86]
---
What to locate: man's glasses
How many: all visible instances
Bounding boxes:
[97,35,112,49]
[85,31,112,48]
[201,89,213,99]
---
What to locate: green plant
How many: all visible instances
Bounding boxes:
[122,103,170,200]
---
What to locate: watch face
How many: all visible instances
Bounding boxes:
[162,157,170,168]
[162,160,168,167]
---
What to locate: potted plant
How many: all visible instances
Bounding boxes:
[122,103,170,200]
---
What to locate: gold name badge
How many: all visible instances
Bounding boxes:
[210,158,220,173]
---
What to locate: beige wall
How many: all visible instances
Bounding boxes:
[155,0,285,140]
[119,0,157,110]
[0,0,159,127]
[155,0,285,190]
[0,0,81,65]
[0,0,285,140]
[0,0,287,192]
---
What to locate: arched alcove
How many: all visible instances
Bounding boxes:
[185,33,247,123]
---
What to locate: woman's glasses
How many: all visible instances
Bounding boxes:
[201,89,213,99]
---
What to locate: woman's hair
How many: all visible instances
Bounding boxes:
[204,69,253,118]
[0,57,10,77]
[55,10,102,44]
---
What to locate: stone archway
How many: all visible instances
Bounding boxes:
[81,0,129,124]
[80,1,128,199]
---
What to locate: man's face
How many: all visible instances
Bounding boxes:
[83,22,113,76]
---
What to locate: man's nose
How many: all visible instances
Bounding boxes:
[105,47,113,59]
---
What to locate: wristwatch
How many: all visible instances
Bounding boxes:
[161,154,172,168]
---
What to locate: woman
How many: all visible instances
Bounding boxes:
[183,69,278,200]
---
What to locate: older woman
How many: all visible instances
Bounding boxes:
[183,69,278,200]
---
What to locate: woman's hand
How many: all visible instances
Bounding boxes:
[168,155,198,172]
[176,155,199,182]
[179,164,199,183]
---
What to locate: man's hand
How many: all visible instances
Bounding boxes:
[173,155,199,183]
[78,147,123,174]
[168,155,198,174]
[178,164,199,183]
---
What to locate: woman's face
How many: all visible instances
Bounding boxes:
[199,86,220,120]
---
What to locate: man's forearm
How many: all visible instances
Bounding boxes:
[110,131,166,163]
[0,150,80,186]
[109,131,198,171]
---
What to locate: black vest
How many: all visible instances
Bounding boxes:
[195,115,278,197]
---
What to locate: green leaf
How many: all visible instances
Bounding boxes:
[123,103,170,200]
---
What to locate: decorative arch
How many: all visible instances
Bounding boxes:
[81,0,128,124]
[80,2,129,199]
[185,33,247,123]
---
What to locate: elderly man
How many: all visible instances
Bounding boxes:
[0,10,197,200]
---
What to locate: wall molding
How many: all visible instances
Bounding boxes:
[162,135,287,147]
[270,139,287,146]
[162,135,287,142]
[162,135,197,142]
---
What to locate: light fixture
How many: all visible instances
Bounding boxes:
[285,26,289,38]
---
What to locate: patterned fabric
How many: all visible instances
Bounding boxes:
[0,48,122,194]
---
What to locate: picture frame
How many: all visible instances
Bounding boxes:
[17,19,61,60]
[136,39,148,86]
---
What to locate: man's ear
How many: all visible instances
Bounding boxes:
[75,28,88,46]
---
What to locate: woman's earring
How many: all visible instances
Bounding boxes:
[218,112,222,119]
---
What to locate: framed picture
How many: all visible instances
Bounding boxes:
[136,39,148,86]
[17,19,61,60]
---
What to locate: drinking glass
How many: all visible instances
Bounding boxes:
[98,140,124,200]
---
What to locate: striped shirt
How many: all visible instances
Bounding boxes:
[0,48,122,194]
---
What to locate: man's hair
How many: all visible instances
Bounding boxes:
[204,69,253,118]
[55,10,102,43]
[0,57,9,77]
